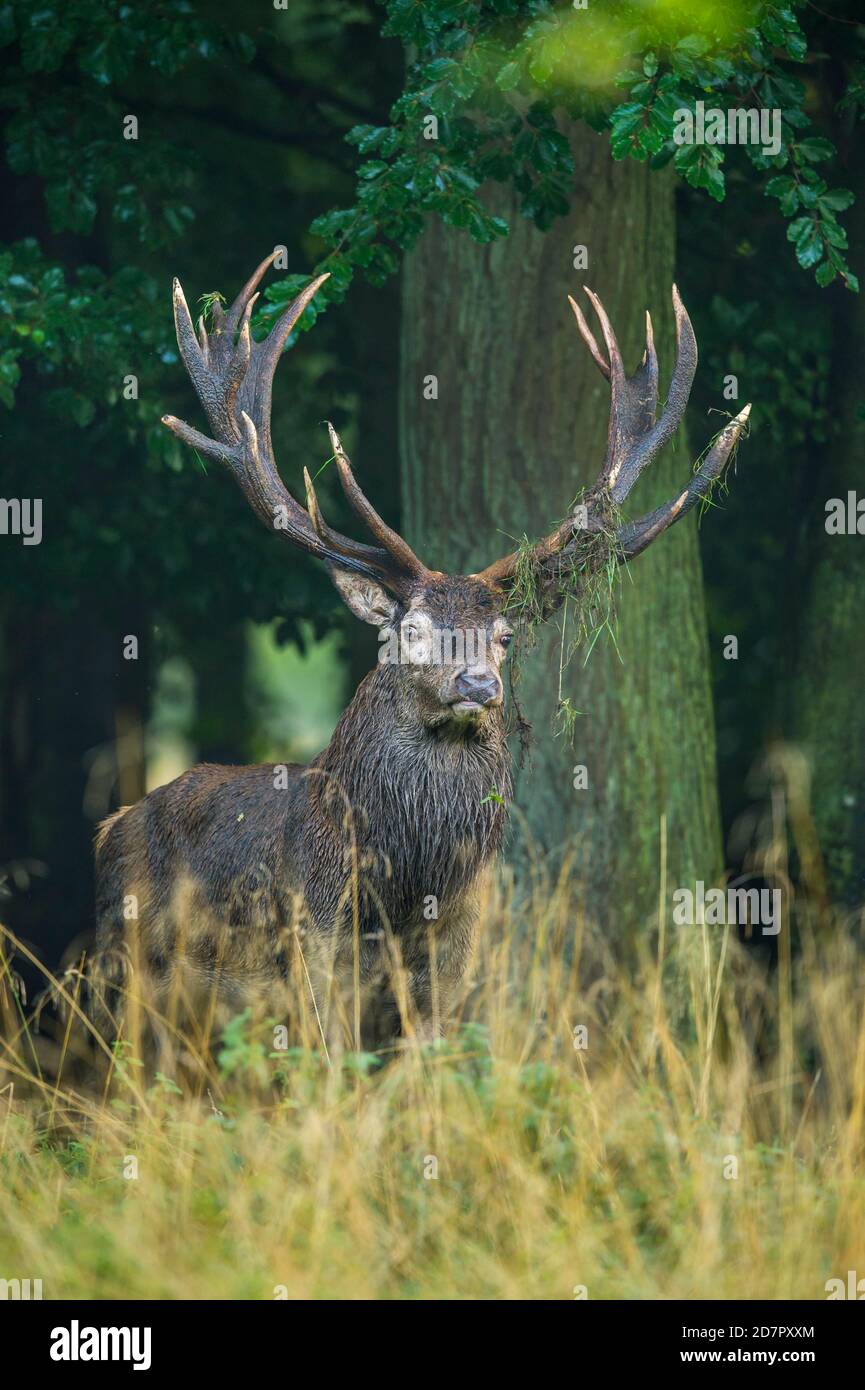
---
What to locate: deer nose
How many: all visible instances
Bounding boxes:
[453,672,500,706]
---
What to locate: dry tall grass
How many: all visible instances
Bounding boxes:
[1,751,863,1301]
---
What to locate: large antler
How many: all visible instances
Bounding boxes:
[474,286,750,587]
[162,251,431,599]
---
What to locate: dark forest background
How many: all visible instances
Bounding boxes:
[0,0,863,986]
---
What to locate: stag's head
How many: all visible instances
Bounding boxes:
[162,252,750,732]
[335,569,512,726]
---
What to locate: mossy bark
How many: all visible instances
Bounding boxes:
[399,127,722,933]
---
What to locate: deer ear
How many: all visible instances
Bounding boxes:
[327,566,399,628]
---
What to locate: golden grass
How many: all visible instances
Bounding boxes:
[1,763,863,1301]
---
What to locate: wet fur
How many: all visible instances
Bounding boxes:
[93,579,512,1048]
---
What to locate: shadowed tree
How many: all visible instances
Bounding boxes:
[401,128,722,928]
[787,136,865,905]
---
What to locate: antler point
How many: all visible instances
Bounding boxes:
[326,420,344,455]
[303,466,318,509]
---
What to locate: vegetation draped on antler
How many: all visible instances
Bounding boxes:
[474,284,751,606]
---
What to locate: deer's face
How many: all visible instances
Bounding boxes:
[329,569,512,726]
[389,577,512,725]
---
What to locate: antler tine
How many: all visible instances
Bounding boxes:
[567,291,661,500]
[221,249,282,334]
[474,285,743,592]
[568,293,611,380]
[607,284,695,502]
[303,464,393,566]
[474,287,665,588]
[582,286,664,498]
[232,273,330,476]
[327,422,430,580]
[171,279,207,380]
[228,408,401,584]
[619,404,751,559]
[163,256,429,599]
[582,287,626,394]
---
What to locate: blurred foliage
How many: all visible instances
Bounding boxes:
[246,620,346,763]
[0,0,399,643]
[283,0,861,338]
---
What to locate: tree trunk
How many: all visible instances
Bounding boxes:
[399,126,721,934]
[0,605,151,975]
[787,143,865,907]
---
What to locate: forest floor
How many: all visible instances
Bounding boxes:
[1,852,863,1302]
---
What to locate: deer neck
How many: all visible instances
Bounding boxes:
[311,663,512,902]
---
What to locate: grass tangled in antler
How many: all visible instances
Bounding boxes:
[694,407,750,521]
[503,488,624,749]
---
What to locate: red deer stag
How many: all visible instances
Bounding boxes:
[92,251,749,1050]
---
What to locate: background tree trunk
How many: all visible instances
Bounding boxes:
[399,126,721,934]
[0,604,150,977]
[787,140,865,907]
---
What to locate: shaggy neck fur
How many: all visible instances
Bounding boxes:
[311,661,512,924]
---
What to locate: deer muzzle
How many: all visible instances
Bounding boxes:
[451,671,502,713]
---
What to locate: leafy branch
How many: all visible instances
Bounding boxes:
[266,0,859,336]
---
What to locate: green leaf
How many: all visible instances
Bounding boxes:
[650,144,675,170]
[765,174,799,216]
[357,161,388,181]
[795,137,835,164]
[819,188,854,212]
[346,125,388,154]
[765,175,795,199]
[787,216,822,269]
[496,61,521,92]
[675,34,709,56]
[822,221,848,250]
[423,57,457,82]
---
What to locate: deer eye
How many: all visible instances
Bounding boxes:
[500,632,513,648]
